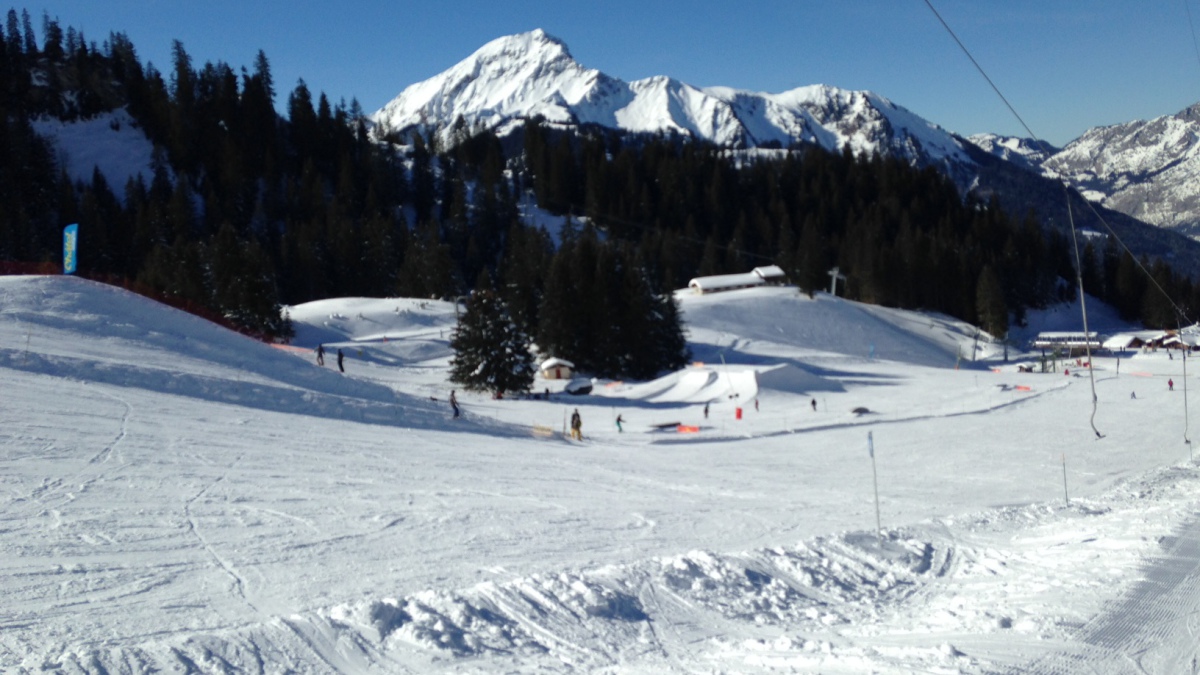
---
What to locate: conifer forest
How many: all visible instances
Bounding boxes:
[2,10,1198,379]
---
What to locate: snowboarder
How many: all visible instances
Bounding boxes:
[811,398,817,412]
[316,344,325,366]
[570,409,582,441]
[1169,378,1175,391]
[450,390,460,419]
[337,348,345,373]
[615,414,624,433]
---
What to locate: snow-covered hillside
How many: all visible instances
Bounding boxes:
[972,103,1200,238]
[1041,103,1200,237]
[371,30,973,170]
[967,132,1059,173]
[31,107,158,189]
[5,275,1200,673]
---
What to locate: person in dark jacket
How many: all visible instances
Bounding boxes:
[450,390,460,418]
[337,349,345,373]
[570,409,582,440]
[316,344,325,366]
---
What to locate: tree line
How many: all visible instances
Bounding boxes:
[1,9,1197,383]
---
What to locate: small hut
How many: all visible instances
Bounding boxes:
[540,357,575,380]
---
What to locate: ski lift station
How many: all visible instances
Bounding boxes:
[1031,332,1102,357]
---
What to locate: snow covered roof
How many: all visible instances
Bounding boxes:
[1102,334,1145,349]
[687,266,789,294]
[688,272,765,294]
[539,357,575,370]
[752,265,786,281]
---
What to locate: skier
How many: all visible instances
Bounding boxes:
[450,390,460,419]
[754,398,759,412]
[316,344,325,366]
[615,414,624,433]
[703,402,709,419]
[1169,378,1175,391]
[337,348,345,373]
[811,398,817,412]
[570,409,583,441]
[1131,391,1137,399]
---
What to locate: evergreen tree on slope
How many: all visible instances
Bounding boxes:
[449,273,534,396]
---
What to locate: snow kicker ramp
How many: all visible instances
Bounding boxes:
[610,364,838,404]
[756,363,845,394]
[649,369,720,403]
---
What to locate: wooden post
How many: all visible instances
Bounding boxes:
[870,432,881,544]
[1062,453,1069,505]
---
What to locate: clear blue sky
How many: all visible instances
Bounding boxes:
[27,1,1200,146]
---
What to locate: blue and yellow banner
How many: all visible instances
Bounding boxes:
[63,223,78,275]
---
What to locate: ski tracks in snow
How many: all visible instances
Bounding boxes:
[1013,512,1200,674]
[183,452,262,616]
[89,385,131,466]
[5,380,132,517]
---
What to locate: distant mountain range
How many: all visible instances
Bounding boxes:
[371,29,1200,250]
[371,30,973,175]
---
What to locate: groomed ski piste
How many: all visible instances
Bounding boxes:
[4,275,1200,673]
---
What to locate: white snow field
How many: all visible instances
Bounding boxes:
[4,275,1200,673]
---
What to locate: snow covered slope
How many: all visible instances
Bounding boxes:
[371,30,973,170]
[1041,103,1200,237]
[5,276,1200,673]
[31,107,158,189]
[967,132,1059,173]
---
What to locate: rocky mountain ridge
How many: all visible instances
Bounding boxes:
[370,30,972,174]
[372,29,1200,244]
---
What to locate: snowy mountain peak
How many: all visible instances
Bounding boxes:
[1039,101,1200,237]
[478,28,570,60]
[371,29,604,136]
[369,31,973,169]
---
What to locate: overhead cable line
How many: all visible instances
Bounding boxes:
[916,1,1200,441]
[1186,0,1200,76]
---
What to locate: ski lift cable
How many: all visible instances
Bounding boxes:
[921,0,1105,437]
[586,212,778,263]
[1181,314,1193,444]
[922,0,1196,327]
[919,0,1052,157]
[921,0,1200,442]
[1065,197,1104,439]
[1186,0,1200,76]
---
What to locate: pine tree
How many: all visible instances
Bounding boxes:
[975,265,1009,339]
[449,274,534,396]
